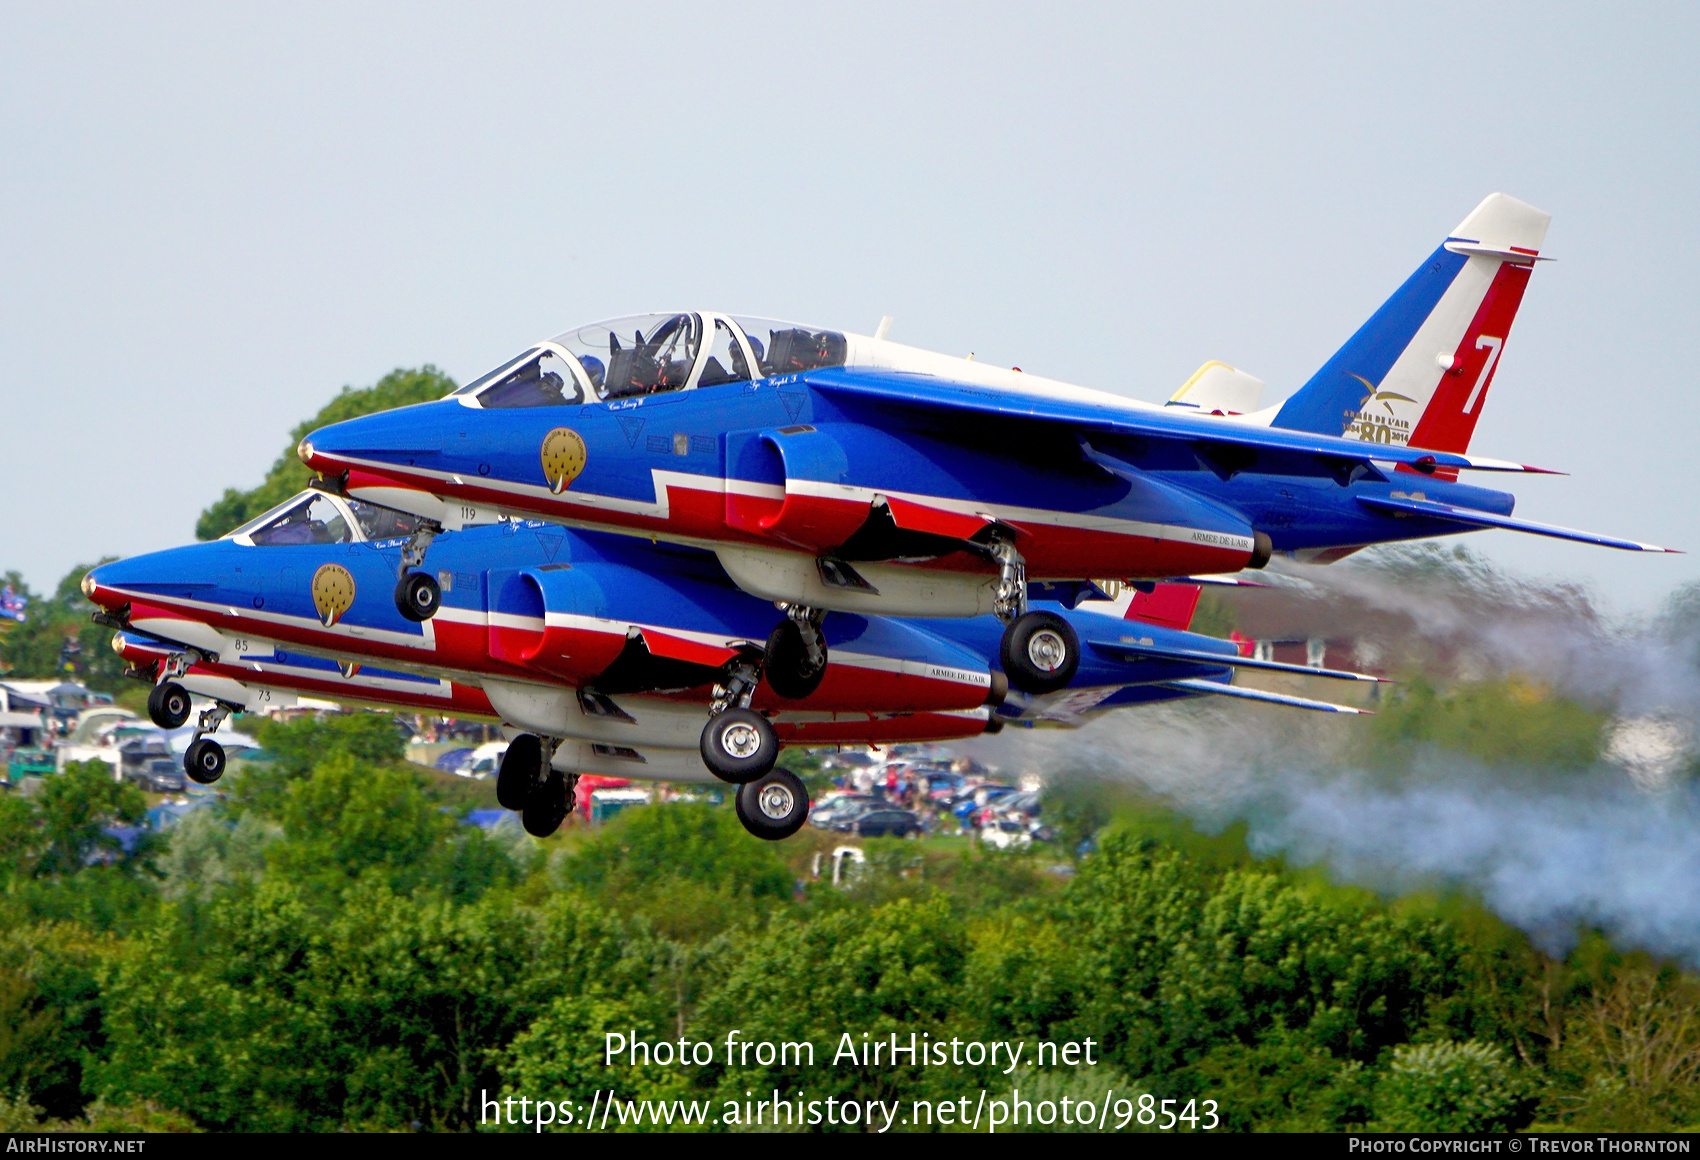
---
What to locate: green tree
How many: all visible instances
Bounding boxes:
[692,896,971,1115]
[194,366,457,541]
[267,752,450,896]
[234,711,406,819]
[0,564,126,690]
[1371,1040,1531,1132]
[559,804,791,902]
[33,761,152,879]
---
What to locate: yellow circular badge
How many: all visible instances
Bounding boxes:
[311,563,356,627]
[541,427,587,494]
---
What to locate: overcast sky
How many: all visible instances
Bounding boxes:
[2,2,1695,612]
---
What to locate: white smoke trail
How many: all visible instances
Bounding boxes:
[966,702,1700,966]
[955,555,1700,966]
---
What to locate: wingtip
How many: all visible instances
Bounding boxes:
[1523,464,1568,476]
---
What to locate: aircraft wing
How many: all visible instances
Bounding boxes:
[802,368,1553,477]
[1159,677,1373,714]
[1087,638,1385,683]
[1356,494,1680,553]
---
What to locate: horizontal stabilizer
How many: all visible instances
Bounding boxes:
[1161,677,1373,714]
[1357,494,1680,553]
[1090,638,1385,683]
[1164,574,1274,589]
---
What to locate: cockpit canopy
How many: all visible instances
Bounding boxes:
[456,312,848,410]
[229,491,427,547]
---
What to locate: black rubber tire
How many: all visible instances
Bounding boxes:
[734,767,809,840]
[395,572,441,622]
[522,771,569,837]
[763,620,827,700]
[496,734,543,811]
[184,738,226,784]
[148,681,192,729]
[999,610,1080,694]
[700,707,778,784]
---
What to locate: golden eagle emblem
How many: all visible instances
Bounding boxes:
[541,428,587,494]
[310,563,356,627]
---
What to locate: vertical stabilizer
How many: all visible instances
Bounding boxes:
[1272,194,1551,455]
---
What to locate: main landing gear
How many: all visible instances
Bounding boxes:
[393,520,445,622]
[989,536,1080,695]
[734,767,810,841]
[496,734,578,837]
[764,604,827,699]
[700,653,780,784]
[693,643,814,839]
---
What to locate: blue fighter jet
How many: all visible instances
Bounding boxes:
[295,194,1674,710]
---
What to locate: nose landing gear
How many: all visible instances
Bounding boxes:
[183,699,240,785]
[393,521,445,622]
[987,535,1080,694]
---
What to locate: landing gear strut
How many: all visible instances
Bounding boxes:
[700,653,779,784]
[393,521,444,622]
[496,734,577,836]
[183,700,239,784]
[734,767,810,840]
[764,604,827,699]
[988,535,1080,694]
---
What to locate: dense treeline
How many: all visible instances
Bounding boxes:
[0,706,1694,1133]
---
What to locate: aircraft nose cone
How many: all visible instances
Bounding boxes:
[83,542,227,610]
[302,401,459,473]
[85,558,142,609]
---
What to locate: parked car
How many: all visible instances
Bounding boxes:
[448,741,508,779]
[118,734,185,793]
[125,758,186,794]
[847,808,924,838]
[809,794,881,829]
[951,784,1018,822]
[980,816,1035,850]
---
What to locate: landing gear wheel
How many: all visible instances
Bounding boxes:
[148,681,192,729]
[496,734,544,810]
[734,767,809,840]
[763,620,827,700]
[395,572,441,622]
[700,708,778,784]
[522,770,569,837]
[999,610,1080,694]
[183,738,226,784]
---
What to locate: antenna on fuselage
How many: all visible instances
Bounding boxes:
[873,316,893,341]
